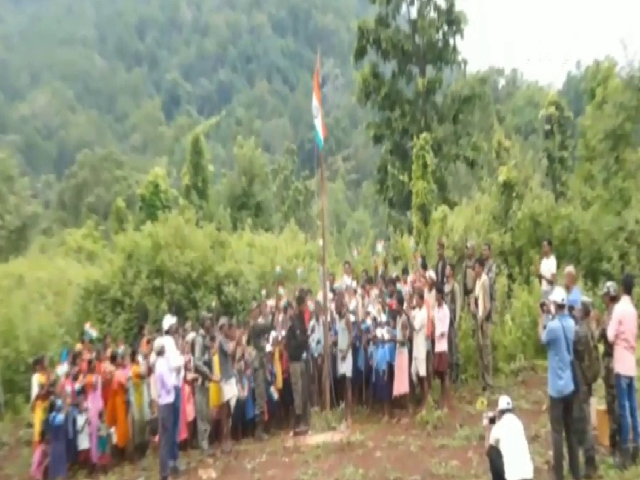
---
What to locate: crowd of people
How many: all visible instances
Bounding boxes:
[25,237,639,480]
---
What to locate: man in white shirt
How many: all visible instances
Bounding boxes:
[539,238,557,299]
[485,395,534,480]
[411,289,428,409]
[159,314,185,474]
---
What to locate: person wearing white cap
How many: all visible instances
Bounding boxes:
[158,313,185,473]
[484,395,533,480]
[153,337,174,480]
[539,285,580,480]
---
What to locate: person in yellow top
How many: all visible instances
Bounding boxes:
[130,350,150,453]
[273,339,284,391]
[209,338,223,414]
[31,356,49,449]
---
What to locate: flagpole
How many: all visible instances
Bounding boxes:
[315,48,331,413]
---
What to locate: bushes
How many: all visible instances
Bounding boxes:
[0,213,334,410]
[0,254,97,410]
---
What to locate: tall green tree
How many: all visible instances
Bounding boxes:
[182,132,211,219]
[354,0,466,213]
[541,92,574,200]
[410,133,436,248]
[138,167,176,224]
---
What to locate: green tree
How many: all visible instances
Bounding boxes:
[410,133,436,249]
[223,137,275,231]
[354,0,466,212]
[182,132,211,219]
[109,197,131,235]
[137,167,176,224]
[541,92,574,200]
[55,149,139,228]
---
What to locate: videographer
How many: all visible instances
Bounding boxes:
[539,286,580,480]
[484,395,534,480]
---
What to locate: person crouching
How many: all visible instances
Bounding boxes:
[484,395,534,480]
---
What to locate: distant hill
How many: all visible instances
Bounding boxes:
[0,0,368,176]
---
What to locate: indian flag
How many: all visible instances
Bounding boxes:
[312,53,327,150]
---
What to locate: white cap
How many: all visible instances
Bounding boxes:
[549,286,567,305]
[185,331,197,343]
[563,265,576,276]
[426,270,436,282]
[497,395,513,412]
[266,344,273,353]
[162,314,177,333]
[153,337,165,353]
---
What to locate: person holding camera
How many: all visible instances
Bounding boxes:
[539,286,580,480]
[484,395,534,480]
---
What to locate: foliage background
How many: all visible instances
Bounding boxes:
[1,0,639,410]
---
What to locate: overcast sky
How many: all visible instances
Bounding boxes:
[457,0,640,86]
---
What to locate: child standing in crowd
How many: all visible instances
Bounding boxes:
[373,330,391,420]
[76,397,90,466]
[393,306,410,412]
[97,411,111,469]
[243,360,256,437]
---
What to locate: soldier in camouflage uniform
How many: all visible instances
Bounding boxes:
[193,313,214,452]
[247,300,272,440]
[462,241,476,310]
[598,281,620,457]
[572,299,598,478]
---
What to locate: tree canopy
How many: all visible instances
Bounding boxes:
[1,0,639,409]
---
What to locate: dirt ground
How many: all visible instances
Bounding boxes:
[2,369,640,480]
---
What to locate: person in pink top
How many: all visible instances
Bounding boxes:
[433,284,450,408]
[606,273,639,468]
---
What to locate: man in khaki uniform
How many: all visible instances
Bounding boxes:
[462,242,476,310]
[472,257,492,390]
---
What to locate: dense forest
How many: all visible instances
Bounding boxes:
[1,0,640,408]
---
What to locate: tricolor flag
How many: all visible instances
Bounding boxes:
[312,53,327,150]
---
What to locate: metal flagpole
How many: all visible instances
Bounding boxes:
[316,49,331,412]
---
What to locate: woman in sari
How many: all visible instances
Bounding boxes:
[209,336,223,444]
[31,356,49,450]
[106,351,129,456]
[48,398,68,480]
[129,349,149,456]
[85,359,103,465]
[179,336,196,444]
[100,350,113,411]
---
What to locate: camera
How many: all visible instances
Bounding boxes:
[539,300,547,313]
[482,411,497,426]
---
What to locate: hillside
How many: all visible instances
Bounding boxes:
[0,0,367,176]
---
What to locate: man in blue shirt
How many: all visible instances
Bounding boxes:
[539,286,581,480]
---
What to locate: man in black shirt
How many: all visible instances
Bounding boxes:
[247,300,273,440]
[435,238,448,287]
[286,292,309,435]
